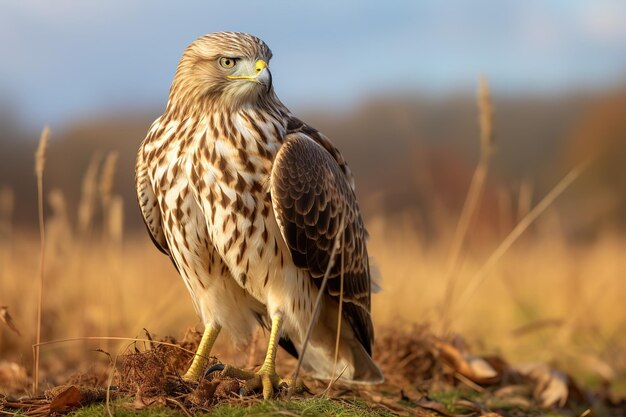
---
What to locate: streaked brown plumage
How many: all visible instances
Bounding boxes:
[135,32,382,396]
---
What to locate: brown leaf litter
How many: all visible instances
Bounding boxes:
[1,325,625,416]
[373,324,625,416]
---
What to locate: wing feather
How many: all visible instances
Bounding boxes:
[136,138,169,255]
[270,121,374,353]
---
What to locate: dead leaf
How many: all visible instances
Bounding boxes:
[513,362,569,407]
[436,341,499,384]
[467,356,498,380]
[49,385,83,413]
[455,398,488,413]
[491,384,532,409]
[416,396,454,416]
[0,306,21,336]
[538,372,569,408]
[492,384,524,396]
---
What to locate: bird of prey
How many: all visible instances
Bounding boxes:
[136,32,383,398]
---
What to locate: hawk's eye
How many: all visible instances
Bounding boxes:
[219,57,237,69]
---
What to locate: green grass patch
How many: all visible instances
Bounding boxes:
[212,397,394,416]
[69,403,182,417]
[68,397,395,417]
[428,388,480,414]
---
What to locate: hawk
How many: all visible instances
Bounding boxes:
[136,32,383,398]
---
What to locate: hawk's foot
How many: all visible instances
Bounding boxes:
[217,364,304,399]
[210,316,305,399]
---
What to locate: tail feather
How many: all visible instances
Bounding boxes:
[287,296,384,384]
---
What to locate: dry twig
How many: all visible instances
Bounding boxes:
[441,75,494,332]
[456,157,593,311]
[33,126,50,393]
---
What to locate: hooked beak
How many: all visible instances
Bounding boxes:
[228,59,272,92]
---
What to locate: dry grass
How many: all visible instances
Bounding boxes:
[1,196,624,396]
[1,83,625,413]
[1,164,625,400]
[0,186,14,287]
[441,75,495,332]
[0,169,624,417]
[34,126,50,393]
[368,217,626,388]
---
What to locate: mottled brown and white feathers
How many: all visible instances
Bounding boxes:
[135,31,382,383]
[271,128,373,353]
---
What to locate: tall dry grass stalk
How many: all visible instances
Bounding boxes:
[76,154,102,339]
[98,152,123,248]
[99,153,122,346]
[441,75,494,332]
[105,196,124,346]
[78,153,102,237]
[34,126,50,393]
[107,196,124,245]
[0,186,14,238]
[47,189,73,261]
[497,186,513,238]
[325,230,346,395]
[100,152,119,237]
[0,186,15,285]
[517,180,534,223]
[455,157,593,313]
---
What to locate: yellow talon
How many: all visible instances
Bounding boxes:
[220,315,287,399]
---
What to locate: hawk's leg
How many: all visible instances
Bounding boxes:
[221,315,299,399]
[183,323,221,381]
[255,314,284,399]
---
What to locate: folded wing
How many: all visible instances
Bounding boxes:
[270,126,374,355]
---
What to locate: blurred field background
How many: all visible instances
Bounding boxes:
[1,0,626,397]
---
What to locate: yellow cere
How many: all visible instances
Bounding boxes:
[255,59,268,72]
[228,59,268,80]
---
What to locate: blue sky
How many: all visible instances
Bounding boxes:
[1,0,625,131]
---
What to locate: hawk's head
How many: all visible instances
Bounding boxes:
[170,32,274,110]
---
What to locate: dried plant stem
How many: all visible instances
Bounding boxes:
[33,336,198,356]
[496,186,513,238]
[78,153,102,238]
[76,154,102,341]
[325,228,346,395]
[33,126,50,393]
[99,152,118,216]
[517,179,534,222]
[288,214,345,399]
[456,158,592,312]
[99,152,120,350]
[0,187,15,288]
[441,76,494,333]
